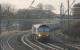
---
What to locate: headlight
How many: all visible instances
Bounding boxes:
[38,34,41,37]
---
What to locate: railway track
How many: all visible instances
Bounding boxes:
[1,31,78,50]
[23,34,68,50]
[8,33,33,50]
[33,39,57,50]
[30,34,78,50]
[30,36,55,50]
[50,41,79,50]
[21,35,44,50]
[65,43,80,50]
[33,39,65,50]
[1,36,14,50]
[47,43,64,50]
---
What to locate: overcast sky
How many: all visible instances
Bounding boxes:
[0,0,80,14]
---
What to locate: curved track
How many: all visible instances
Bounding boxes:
[22,34,54,50]
[23,34,79,50]
[21,35,45,50]
[1,34,15,50]
[8,33,33,50]
[22,34,67,50]
[1,31,79,50]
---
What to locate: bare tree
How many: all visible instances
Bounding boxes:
[28,0,35,8]
[0,4,16,32]
[1,3,15,19]
[36,3,44,10]
[44,4,54,10]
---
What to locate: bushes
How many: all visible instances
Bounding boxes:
[64,22,80,38]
